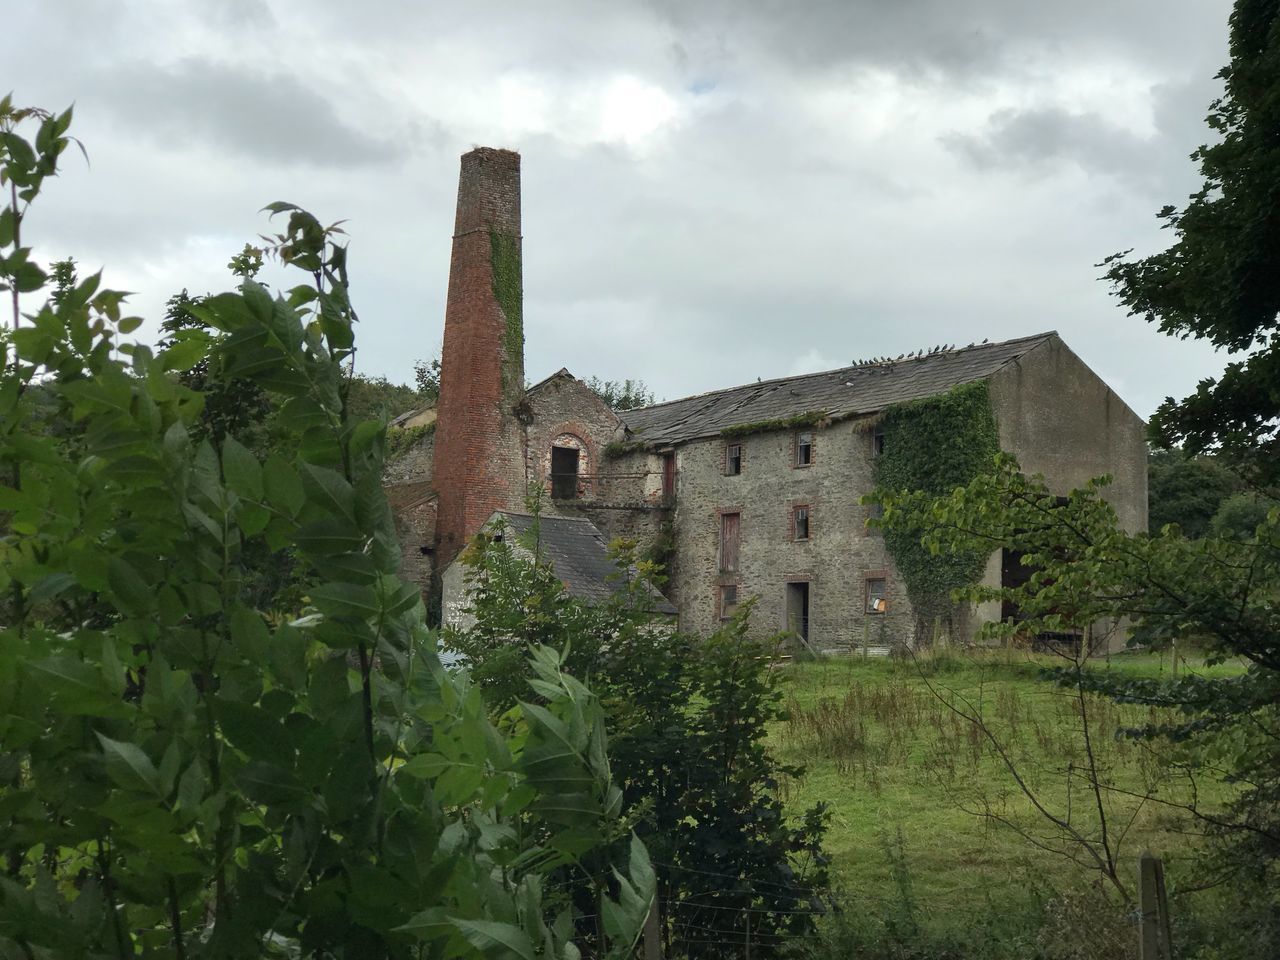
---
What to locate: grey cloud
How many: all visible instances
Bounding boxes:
[644,0,1231,80]
[93,58,405,168]
[942,107,1151,179]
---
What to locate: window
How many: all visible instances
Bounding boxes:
[865,576,887,614]
[719,584,739,619]
[662,452,676,499]
[719,512,740,572]
[725,443,742,476]
[550,445,580,499]
[795,431,813,467]
[873,427,885,457]
[793,505,809,541]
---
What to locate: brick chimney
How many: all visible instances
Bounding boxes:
[433,147,528,563]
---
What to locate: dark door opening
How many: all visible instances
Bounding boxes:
[551,446,580,499]
[1000,548,1033,623]
[786,582,810,643]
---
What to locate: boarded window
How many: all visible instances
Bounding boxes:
[725,443,742,476]
[719,584,739,619]
[720,512,740,572]
[795,431,813,467]
[550,446,579,499]
[662,453,676,499]
[865,576,887,614]
[793,505,809,541]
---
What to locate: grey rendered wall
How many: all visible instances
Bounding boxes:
[668,419,914,650]
[983,336,1149,644]
[988,336,1147,533]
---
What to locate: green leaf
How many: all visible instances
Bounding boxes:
[222,435,263,500]
[309,581,380,619]
[300,463,356,521]
[263,454,305,516]
[96,733,164,798]
[452,919,538,960]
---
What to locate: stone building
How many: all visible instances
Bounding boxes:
[387,146,1148,650]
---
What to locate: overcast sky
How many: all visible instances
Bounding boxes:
[12,0,1236,418]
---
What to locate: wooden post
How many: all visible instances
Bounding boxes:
[743,909,751,960]
[1138,850,1173,960]
[643,899,661,960]
[1171,638,1179,679]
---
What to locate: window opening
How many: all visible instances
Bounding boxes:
[725,443,742,476]
[793,505,809,541]
[719,512,740,572]
[662,452,676,499]
[785,581,810,642]
[795,431,813,467]
[720,584,739,619]
[865,577,887,614]
[550,446,580,499]
[873,427,885,456]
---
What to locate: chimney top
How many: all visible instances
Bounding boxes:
[454,147,521,237]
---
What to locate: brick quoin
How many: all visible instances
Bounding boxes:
[433,147,528,565]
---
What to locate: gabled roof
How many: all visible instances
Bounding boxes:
[497,512,677,615]
[618,332,1056,446]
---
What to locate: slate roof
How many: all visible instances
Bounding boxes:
[619,332,1057,447]
[497,512,677,615]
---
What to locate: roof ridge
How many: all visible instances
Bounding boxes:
[623,331,1056,416]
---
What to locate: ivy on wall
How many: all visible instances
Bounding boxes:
[386,419,435,463]
[488,229,523,388]
[871,380,1000,631]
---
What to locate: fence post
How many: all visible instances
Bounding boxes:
[1138,850,1173,960]
[643,899,661,960]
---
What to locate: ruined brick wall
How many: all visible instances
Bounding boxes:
[383,430,435,485]
[384,480,438,606]
[667,419,914,650]
[432,147,528,566]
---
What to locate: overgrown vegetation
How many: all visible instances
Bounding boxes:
[869,380,1000,636]
[0,99,652,959]
[721,410,828,439]
[386,419,435,463]
[447,518,831,958]
[488,229,522,385]
[584,376,655,411]
[602,438,647,458]
[774,652,1247,959]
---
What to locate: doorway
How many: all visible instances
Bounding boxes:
[785,581,810,644]
[550,446,580,499]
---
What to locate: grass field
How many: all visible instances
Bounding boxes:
[768,648,1244,928]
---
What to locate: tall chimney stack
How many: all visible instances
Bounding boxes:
[433,148,527,563]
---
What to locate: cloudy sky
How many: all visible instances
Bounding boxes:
[12,0,1235,418]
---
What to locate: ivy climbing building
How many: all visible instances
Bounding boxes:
[386,147,1149,651]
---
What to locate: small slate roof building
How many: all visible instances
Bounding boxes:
[441,511,676,632]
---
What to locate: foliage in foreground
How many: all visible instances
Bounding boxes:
[0,99,651,958]
[447,520,830,958]
[874,456,1280,951]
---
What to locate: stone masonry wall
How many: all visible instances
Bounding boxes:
[669,419,914,650]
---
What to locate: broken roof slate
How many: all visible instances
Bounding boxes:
[498,512,677,615]
[619,332,1057,446]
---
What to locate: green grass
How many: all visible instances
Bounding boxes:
[769,648,1244,926]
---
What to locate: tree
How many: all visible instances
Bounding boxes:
[584,376,655,411]
[1102,0,1280,482]
[1147,447,1242,537]
[447,518,831,958]
[0,99,651,959]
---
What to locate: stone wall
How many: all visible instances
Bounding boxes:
[384,430,435,485]
[525,372,622,505]
[384,479,438,609]
[668,418,913,651]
